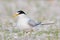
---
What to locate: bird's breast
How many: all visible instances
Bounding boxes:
[16,18,31,30]
[17,17,30,27]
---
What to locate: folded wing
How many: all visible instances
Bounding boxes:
[28,20,41,27]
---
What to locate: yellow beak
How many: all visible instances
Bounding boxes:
[13,13,19,18]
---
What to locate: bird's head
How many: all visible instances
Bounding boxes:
[13,10,26,17]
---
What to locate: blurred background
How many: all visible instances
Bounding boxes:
[0,0,60,40]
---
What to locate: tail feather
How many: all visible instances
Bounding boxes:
[41,23,54,25]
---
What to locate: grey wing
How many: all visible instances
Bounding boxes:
[28,19,41,27]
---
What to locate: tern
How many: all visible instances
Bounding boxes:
[13,10,54,32]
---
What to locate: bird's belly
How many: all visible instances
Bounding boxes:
[20,26,31,30]
[18,25,32,31]
[16,20,32,30]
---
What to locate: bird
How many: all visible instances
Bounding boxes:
[13,10,41,32]
[13,10,54,32]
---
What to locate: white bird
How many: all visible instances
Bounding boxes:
[13,10,54,32]
[13,10,41,32]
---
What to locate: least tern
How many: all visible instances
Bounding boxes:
[13,10,41,32]
[13,10,54,32]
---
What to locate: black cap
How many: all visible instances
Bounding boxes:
[17,10,26,14]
